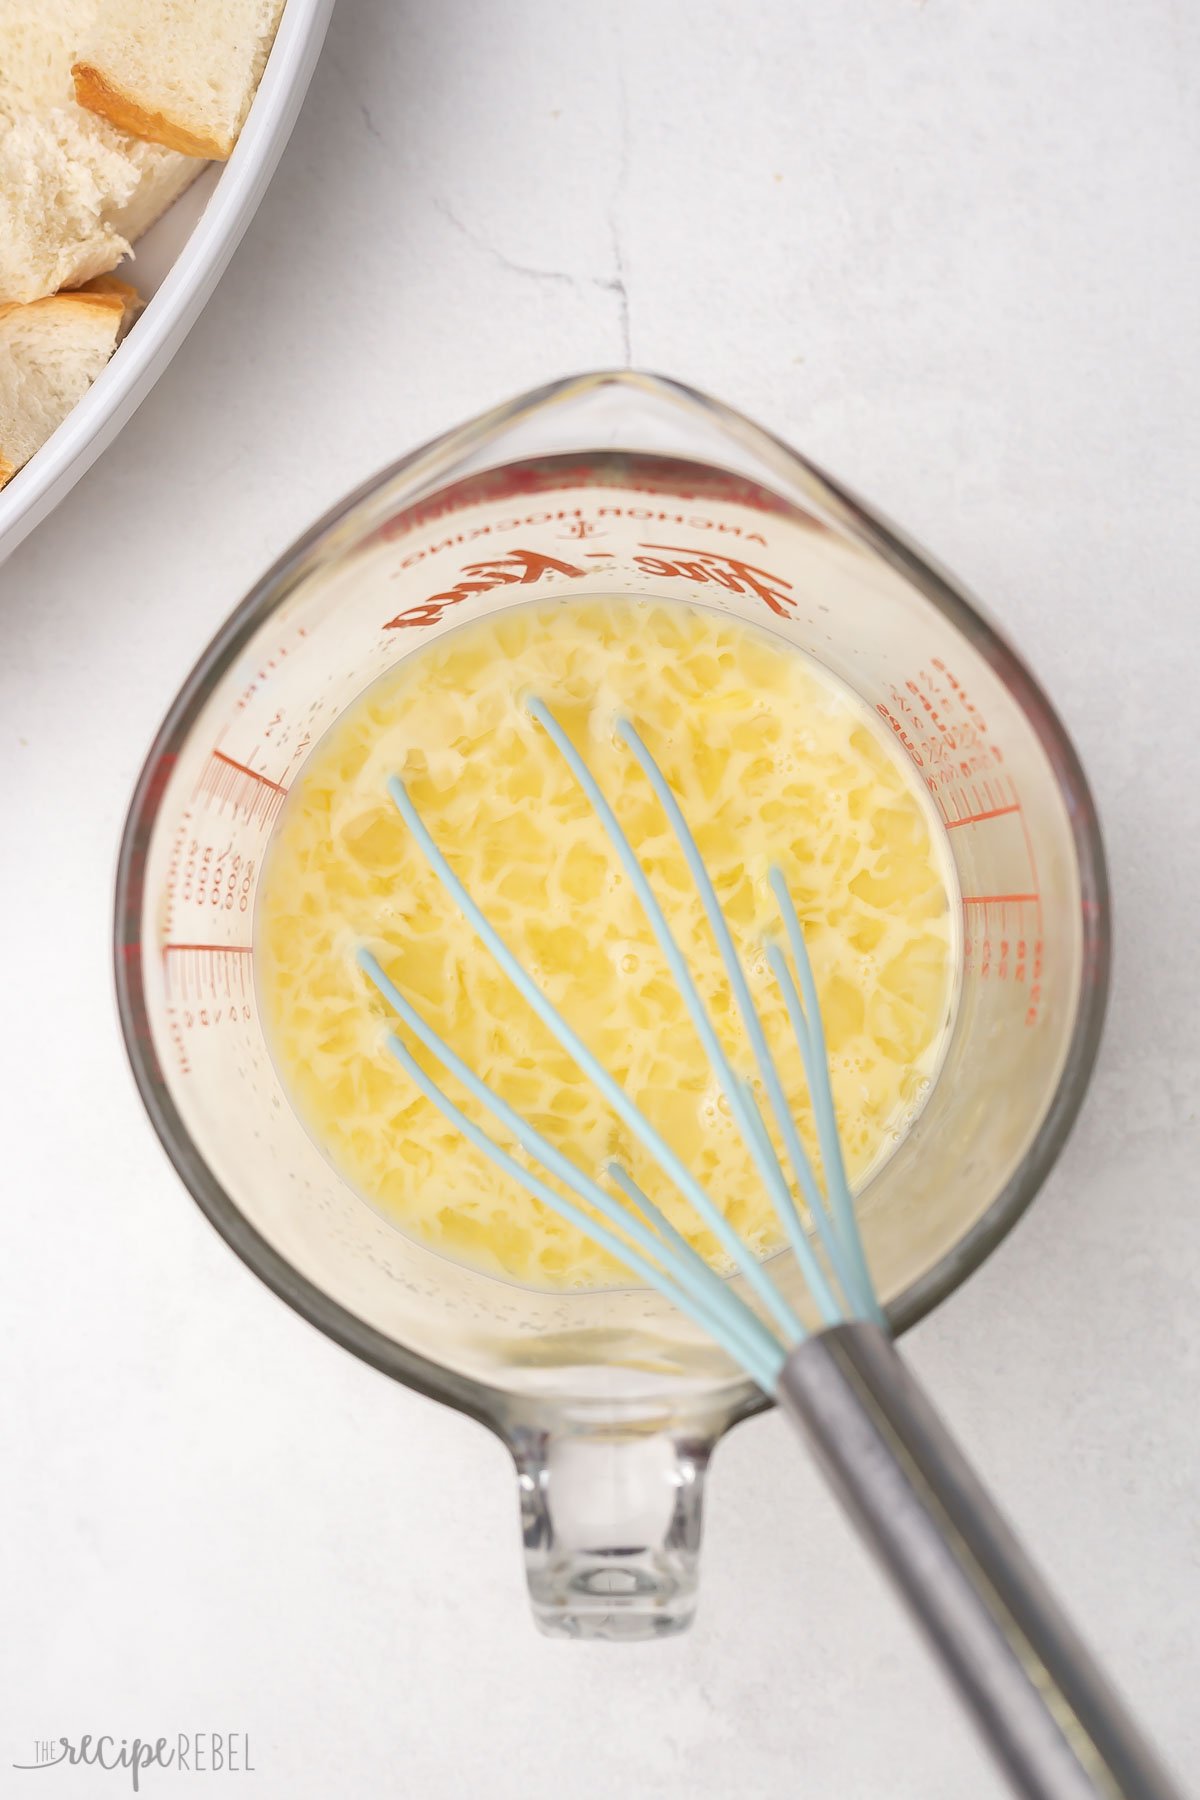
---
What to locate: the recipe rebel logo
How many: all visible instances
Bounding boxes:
[12,1733,255,1791]
[384,542,798,629]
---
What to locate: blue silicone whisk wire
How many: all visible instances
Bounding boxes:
[357,697,881,1387]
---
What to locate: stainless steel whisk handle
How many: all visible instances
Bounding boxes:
[778,1323,1185,1800]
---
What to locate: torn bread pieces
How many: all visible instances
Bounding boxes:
[0,0,203,305]
[0,275,141,486]
[73,0,287,160]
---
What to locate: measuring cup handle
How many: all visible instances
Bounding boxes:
[778,1323,1185,1800]
[506,1416,720,1642]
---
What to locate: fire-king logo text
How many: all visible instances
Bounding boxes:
[383,543,796,629]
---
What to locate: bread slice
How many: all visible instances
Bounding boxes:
[0,0,203,305]
[2,0,99,109]
[73,0,287,160]
[0,275,141,487]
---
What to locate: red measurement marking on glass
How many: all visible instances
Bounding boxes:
[959,897,1044,1025]
[961,893,1039,906]
[195,749,288,829]
[944,802,1021,830]
[163,942,253,1005]
[1015,803,1045,936]
[937,772,1019,824]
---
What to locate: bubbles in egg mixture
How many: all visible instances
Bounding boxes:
[256,597,959,1291]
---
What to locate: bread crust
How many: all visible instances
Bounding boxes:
[0,282,125,331]
[0,276,142,487]
[72,61,233,159]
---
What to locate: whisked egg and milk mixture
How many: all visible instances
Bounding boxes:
[256,598,958,1290]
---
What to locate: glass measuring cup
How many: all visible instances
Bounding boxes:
[115,372,1109,1640]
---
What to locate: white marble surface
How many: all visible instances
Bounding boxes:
[2,2,1198,1794]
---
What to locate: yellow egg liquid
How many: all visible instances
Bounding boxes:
[256,597,958,1291]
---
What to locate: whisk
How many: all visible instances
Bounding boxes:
[359,697,1181,1800]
